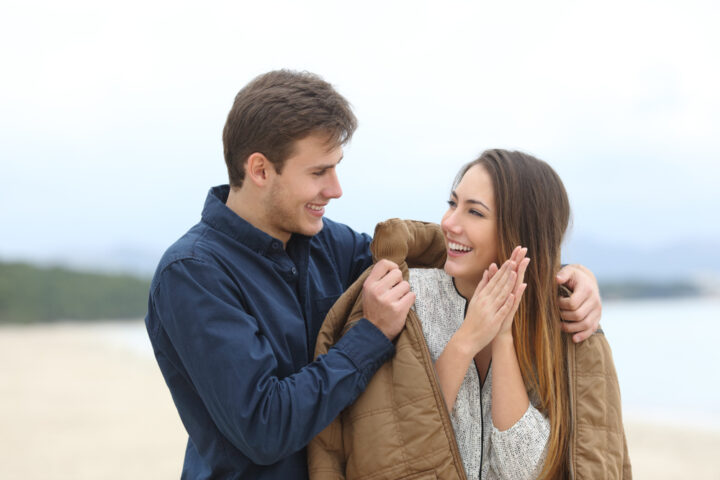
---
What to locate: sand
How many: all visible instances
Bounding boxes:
[1,321,718,479]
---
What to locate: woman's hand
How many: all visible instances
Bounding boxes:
[496,248,530,340]
[437,246,528,411]
[460,246,528,353]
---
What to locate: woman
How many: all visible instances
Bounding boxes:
[309,150,630,480]
[413,149,573,479]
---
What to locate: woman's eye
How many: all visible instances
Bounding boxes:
[469,209,485,218]
[446,200,456,208]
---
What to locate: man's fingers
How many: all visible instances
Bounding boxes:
[555,263,602,343]
[571,329,593,343]
[558,283,591,311]
[564,313,598,343]
[560,316,591,333]
[388,279,412,301]
[377,267,403,289]
[560,306,599,337]
[396,290,416,310]
[561,297,598,323]
[366,259,399,282]
[556,265,575,288]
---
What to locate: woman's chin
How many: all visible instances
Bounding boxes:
[444,262,467,283]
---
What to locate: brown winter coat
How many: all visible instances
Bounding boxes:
[308,219,631,479]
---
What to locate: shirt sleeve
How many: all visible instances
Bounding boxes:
[151,257,394,466]
[487,402,551,480]
[320,218,373,288]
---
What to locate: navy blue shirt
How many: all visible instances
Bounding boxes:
[146,186,394,479]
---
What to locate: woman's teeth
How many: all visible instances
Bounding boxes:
[448,241,472,252]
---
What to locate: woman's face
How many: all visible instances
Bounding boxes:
[441,164,499,289]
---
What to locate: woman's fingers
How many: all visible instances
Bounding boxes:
[487,262,499,280]
[515,257,530,287]
[477,269,489,293]
[473,260,508,300]
[495,293,516,325]
[510,246,527,265]
[490,270,517,311]
[486,260,516,296]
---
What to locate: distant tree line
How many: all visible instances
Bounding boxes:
[0,261,151,324]
[0,261,709,324]
[599,280,702,301]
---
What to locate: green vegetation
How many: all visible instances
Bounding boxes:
[0,260,708,324]
[0,261,151,324]
[600,280,702,301]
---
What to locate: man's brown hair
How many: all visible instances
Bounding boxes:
[222,70,358,187]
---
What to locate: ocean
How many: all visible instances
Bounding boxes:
[601,297,720,430]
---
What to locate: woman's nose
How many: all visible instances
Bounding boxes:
[441,210,461,233]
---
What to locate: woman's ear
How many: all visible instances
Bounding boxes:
[245,152,272,186]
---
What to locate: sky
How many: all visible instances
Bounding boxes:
[1,0,719,275]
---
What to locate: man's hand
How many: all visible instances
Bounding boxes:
[556,264,602,343]
[362,259,416,341]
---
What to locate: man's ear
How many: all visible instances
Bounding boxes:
[245,153,274,187]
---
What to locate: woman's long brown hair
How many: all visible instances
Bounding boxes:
[455,149,572,479]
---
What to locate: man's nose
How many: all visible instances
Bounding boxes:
[323,171,342,199]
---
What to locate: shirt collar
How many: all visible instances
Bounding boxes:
[201,185,286,255]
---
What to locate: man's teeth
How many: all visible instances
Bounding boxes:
[307,204,323,211]
[448,242,472,252]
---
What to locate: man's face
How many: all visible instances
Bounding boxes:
[263,133,343,244]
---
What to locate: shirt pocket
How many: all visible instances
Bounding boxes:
[309,294,342,345]
[314,294,340,323]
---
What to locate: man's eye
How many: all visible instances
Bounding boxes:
[313,170,327,176]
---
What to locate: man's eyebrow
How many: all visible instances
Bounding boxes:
[309,155,343,171]
[451,190,490,211]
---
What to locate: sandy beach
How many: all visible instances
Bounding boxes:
[1,321,718,479]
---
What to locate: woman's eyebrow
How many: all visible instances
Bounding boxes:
[466,198,490,211]
[452,190,490,211]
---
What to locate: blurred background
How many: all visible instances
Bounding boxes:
[1,0,719,478]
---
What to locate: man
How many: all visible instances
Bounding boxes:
[145,70,601,479]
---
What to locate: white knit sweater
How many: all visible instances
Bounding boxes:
[409,268,550,480]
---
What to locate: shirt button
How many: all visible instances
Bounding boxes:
[291,267,298,275]
[271,241,281,250]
